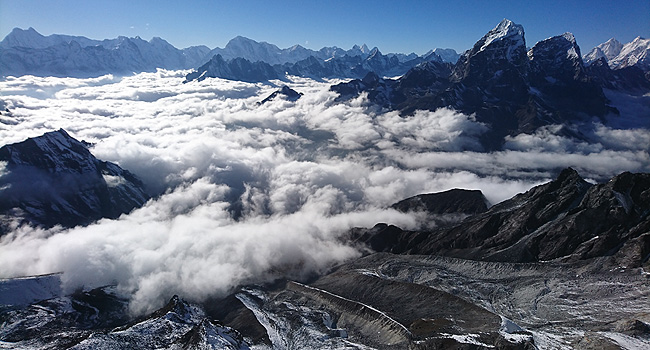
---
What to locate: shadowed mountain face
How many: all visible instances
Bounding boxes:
[391,188,489,215]
[355,168,650,267]
[0,129,150,233]
[184,49,440,83]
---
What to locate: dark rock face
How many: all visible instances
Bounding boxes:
[258,85,302,104]
[451,19,528,86]
[0,129,150,233]
[359,168,650,266]
[527,33,610,122]
[391,188,489,215]
[185,48,439,83]
[184,54,280,83]
[587,57,650,93]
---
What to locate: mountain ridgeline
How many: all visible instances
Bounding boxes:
[330,19,650,150]
[0,27,458,79]
[357,168,650,267]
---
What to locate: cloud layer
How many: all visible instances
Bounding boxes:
[1,71,648,313]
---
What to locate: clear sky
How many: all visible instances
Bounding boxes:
[1,0,648,55]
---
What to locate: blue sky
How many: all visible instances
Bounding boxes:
[1,0,648,54]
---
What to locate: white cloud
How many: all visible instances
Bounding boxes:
[0,71,648,314]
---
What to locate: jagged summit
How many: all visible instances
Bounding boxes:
[351,43,371,54]
[452,18,527,84]
[258,85,303,104]
[528,32,586,81]
[478,19,526,53]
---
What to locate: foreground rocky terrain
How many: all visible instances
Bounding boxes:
[2,168,649,349]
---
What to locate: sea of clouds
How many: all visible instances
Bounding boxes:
[0,70,648,314]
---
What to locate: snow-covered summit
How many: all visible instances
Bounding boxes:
[584,38,623,65]
[0,27,97,49]
[430,48,460,63]
[585,37,649,70]
[479,19,525,53]
[609,36,650,69]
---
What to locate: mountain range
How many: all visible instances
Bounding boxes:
[330,19,650,150]
[1,19,650,350]
[184,47,445,83]
[584,36,650,70]
[0,27,458,78]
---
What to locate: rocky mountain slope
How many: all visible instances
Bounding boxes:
[2,169,649,349]
[0,281,249,350]
[0,129,150,233]
[355,168,650,267]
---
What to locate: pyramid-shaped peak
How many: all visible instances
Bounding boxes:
[480,19,525,51]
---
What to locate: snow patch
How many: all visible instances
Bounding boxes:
[438,333,495,347]
[103,174,127,187]
[601,331,650,350]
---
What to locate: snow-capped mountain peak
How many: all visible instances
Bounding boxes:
[610,36,650,69]
[600,38,624,57]
[0,27,43,48]
[479,18,525,52]
[585,36,649,69]
[584,37,623,65]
